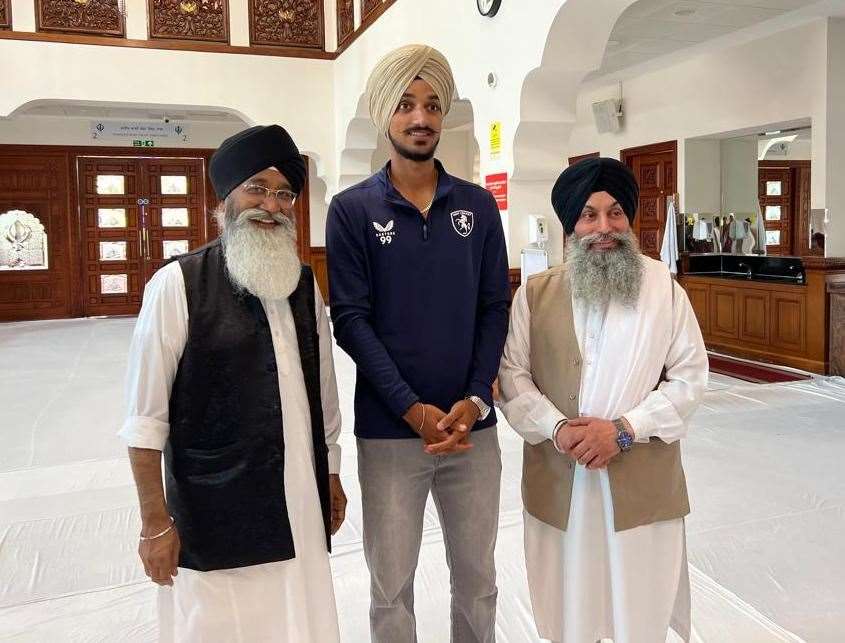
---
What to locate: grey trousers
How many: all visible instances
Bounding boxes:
[357,426,502,643]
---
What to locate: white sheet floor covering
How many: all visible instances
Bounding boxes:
[1,318,843,642]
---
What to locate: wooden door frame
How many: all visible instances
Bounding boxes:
[567,151,600,166]
[620,140,678,166]
[758,159,813,256]
[620,140,678,258]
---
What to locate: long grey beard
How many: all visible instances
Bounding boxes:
[218,203,302,301]
[565,230,643,308]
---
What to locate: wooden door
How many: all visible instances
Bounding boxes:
[78,157,206,316]
[758,167,791,256]
[138,158,207,284]
[621,142,677,259]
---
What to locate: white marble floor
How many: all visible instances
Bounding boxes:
[1,317,844,642]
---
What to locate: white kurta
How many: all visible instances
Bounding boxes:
[499,256,708,643]
[119,261,342,643]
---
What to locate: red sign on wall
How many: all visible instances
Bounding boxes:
[485,172,508,211]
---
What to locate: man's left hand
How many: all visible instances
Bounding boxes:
[425,399,480,455]
[329,474,347,535]
[566,417,621,469]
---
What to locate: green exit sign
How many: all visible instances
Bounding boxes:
[132,139,156,147]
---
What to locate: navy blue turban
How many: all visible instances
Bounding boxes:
[209,125,306,200]
[551,157,639,234]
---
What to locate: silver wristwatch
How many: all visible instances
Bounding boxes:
[466,395,491,421]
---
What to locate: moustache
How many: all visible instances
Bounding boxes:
[404,127,439,136]
[234,208,294,227]
[578,231,631,250]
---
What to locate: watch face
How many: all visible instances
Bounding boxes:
[477,0,502,17]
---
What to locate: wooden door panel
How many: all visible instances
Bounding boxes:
[78,157,144,316]
[684,282,710,335]
[623,143,676,260]
[0,153,74,321]
[771,291,806,353]
[740,290,770,345]
[710,286,739,339]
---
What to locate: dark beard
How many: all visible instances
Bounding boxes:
[388,131,439,162]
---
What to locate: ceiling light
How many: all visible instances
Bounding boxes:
[673,8,696,16]
[764,130,782,136]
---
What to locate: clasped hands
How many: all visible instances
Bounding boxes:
[554,416,627,469]
[403,400,479,456]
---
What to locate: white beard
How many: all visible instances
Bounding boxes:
[219,205,302,301]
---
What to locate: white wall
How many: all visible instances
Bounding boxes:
[0,115,245,148]
[567,20,827,216]
[684,139,721,213]
[721,137,759,215]
[0,40,337,184]
[824,17,845,255]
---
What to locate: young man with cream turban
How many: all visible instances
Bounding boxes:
[498,157,708,642]
[120,125,346,642]
[326,45,510,642]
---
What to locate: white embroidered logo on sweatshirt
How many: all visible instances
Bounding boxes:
[373,220,396,245]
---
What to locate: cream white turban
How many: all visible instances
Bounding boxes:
[366,44,456,137]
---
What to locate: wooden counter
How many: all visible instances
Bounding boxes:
[679,258,845,374]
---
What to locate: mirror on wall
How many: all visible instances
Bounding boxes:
[683,124,816,256]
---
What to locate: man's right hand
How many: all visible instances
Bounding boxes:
[403,402,473,456]
[139,516,180,586]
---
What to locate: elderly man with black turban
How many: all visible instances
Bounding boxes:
[327,44,509,642]
[119,124,346,642]
[498,157,708,643]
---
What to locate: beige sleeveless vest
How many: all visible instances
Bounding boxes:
[521,265,690,532]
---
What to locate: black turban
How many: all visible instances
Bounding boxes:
[209,125,306,200]
[551,157,639,235]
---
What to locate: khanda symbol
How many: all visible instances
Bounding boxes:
[5,220,33,268]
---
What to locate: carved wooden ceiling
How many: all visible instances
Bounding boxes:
[148,0,229,43]
[249,0,324,49]
[35,0,125,36]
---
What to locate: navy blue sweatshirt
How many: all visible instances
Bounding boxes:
[326,160,510,439]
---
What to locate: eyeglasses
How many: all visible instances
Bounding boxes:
[241,183,298,208]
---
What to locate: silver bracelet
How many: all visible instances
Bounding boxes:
[139,516,175,541]
[552,419,568,454]
[416,404,427,434]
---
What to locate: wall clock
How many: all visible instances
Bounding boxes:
[477,0,502,18]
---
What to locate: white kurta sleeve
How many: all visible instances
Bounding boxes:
[498,285,566,445]
[118,261,188,451]
[623,281,709,443]
[315,279,342,474]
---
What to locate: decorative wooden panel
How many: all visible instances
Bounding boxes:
[148,0,229,43]
[771,291,806,353]
[508,267,521,302]
[0,153,73,321]
[249,0,323,49]
[0,0,12,30]
[621,141,677,260]
[336,0,353,47]
[684,282,709,335]
[739,290,769,345]
[362,0,382,18]
[36,0,124,36]
[710,286,739,340]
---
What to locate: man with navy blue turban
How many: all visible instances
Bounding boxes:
[499,157,709,642]
[120,124,346,642]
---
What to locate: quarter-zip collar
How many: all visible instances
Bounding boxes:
[378,159,455,212]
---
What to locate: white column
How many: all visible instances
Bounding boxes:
[824,17,845,256]
[123,0,148,40]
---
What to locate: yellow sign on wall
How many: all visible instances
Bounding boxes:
[489,121,502,158]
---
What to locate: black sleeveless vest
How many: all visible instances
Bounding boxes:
[164,239,331,571]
